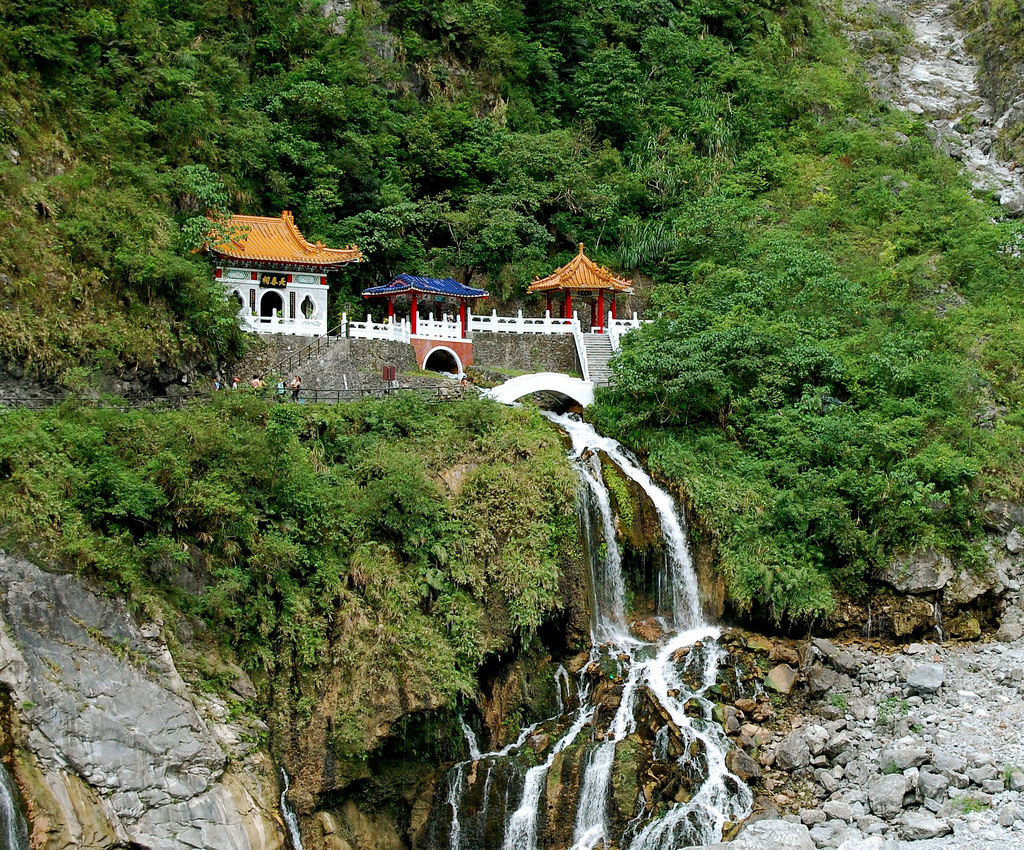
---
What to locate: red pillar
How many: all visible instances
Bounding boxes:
[388,296,394,320]
[597,289,605,333]
[459,299,467,338]
[564,289,572,319]
[611,296,616,320]
[546,294,552,317]
[411,294,418,335]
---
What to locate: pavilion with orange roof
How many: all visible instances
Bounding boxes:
[528,243,633,333]
[208,211,364,337]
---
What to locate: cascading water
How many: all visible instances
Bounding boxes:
[280,769,305,850]
[0,761,30,850]
[428,413,752,849]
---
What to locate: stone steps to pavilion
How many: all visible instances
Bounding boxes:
[582,334,616,386]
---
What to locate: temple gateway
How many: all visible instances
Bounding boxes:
[208,211,363,336]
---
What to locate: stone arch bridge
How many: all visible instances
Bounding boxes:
[485,372,594,408]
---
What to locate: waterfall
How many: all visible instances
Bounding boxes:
[280,769,305,850]
[0,761,29,850]
[460,717,482,761]
[430,412,752,849]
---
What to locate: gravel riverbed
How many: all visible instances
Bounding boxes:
[723,633,1024,850]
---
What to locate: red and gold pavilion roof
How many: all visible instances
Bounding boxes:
[528,243,633,294]
[208,211,364,267]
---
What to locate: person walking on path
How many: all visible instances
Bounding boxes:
[290,375,301,402]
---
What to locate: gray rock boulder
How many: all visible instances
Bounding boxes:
[906,663,944,694]
[867,774,910,818]
[836,838,899,850]
[898,810,951,840]
[918,770,949,801]
[997,622,1024,642]
[880,747,929,771]
[944,566,1004,607]
[881,548,954,594]
[776,731,812,771]
[982,500,1024,533]
[823,801,856,822]
[767,663,799,694]
[733,819,817,850]
[0,554,284,850]
[812,638,860,674]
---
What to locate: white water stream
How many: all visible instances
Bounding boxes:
[0,761,29,850]
[434,413,752,849]
[280,769,305,850]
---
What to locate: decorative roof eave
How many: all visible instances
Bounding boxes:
[207,211,365,268]
[528,243,633,294]
[363,274,489,299]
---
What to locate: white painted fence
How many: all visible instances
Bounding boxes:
[242,312,323,336]
[340,309,651,348]
[341,314,411,342]
[468,310,579,335]
[607,313,650,350]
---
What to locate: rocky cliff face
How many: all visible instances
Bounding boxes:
[0,553,285,850]
[845,0,1024,214]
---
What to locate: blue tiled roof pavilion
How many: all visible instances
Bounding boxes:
[362,274,488,300]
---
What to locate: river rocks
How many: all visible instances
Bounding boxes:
[867,774,910,818]
[776,732,812,771]
[836,838,898,850]
[731,818,817,849]
[897,809,951,839]
[726,747,762,781]
[905,662,944,694]
[879,746,929,771]
[767,664,799,694]
[0,553,284,850]
[881,548,955,594]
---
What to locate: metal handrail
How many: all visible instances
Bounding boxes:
[262,323,344,379]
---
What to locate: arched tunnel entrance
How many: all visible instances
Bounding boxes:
[423,347,463,376]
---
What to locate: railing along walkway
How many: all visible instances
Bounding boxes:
[0,384,476,412]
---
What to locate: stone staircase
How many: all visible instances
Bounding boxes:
[582,334,615,386]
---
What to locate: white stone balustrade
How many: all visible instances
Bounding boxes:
[241,311,323,336]
[607,312,651,350]
[416,313,464,340]
[468,309,579,335]
[341,314,411,342]
[340,309,651,348]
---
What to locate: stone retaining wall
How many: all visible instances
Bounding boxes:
[471,334,578,375]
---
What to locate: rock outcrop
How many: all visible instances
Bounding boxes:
[0,553,285,850]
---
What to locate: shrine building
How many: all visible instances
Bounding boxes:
[528,243,633,333]
[208,211,363,337]
[362,274,489,337]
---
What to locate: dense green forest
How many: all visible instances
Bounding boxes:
[2,0,1024,624]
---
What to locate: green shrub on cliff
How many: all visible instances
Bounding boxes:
[0,395,577,757]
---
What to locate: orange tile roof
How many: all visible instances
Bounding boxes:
[528,243,633,294]
[208,211,364,267]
